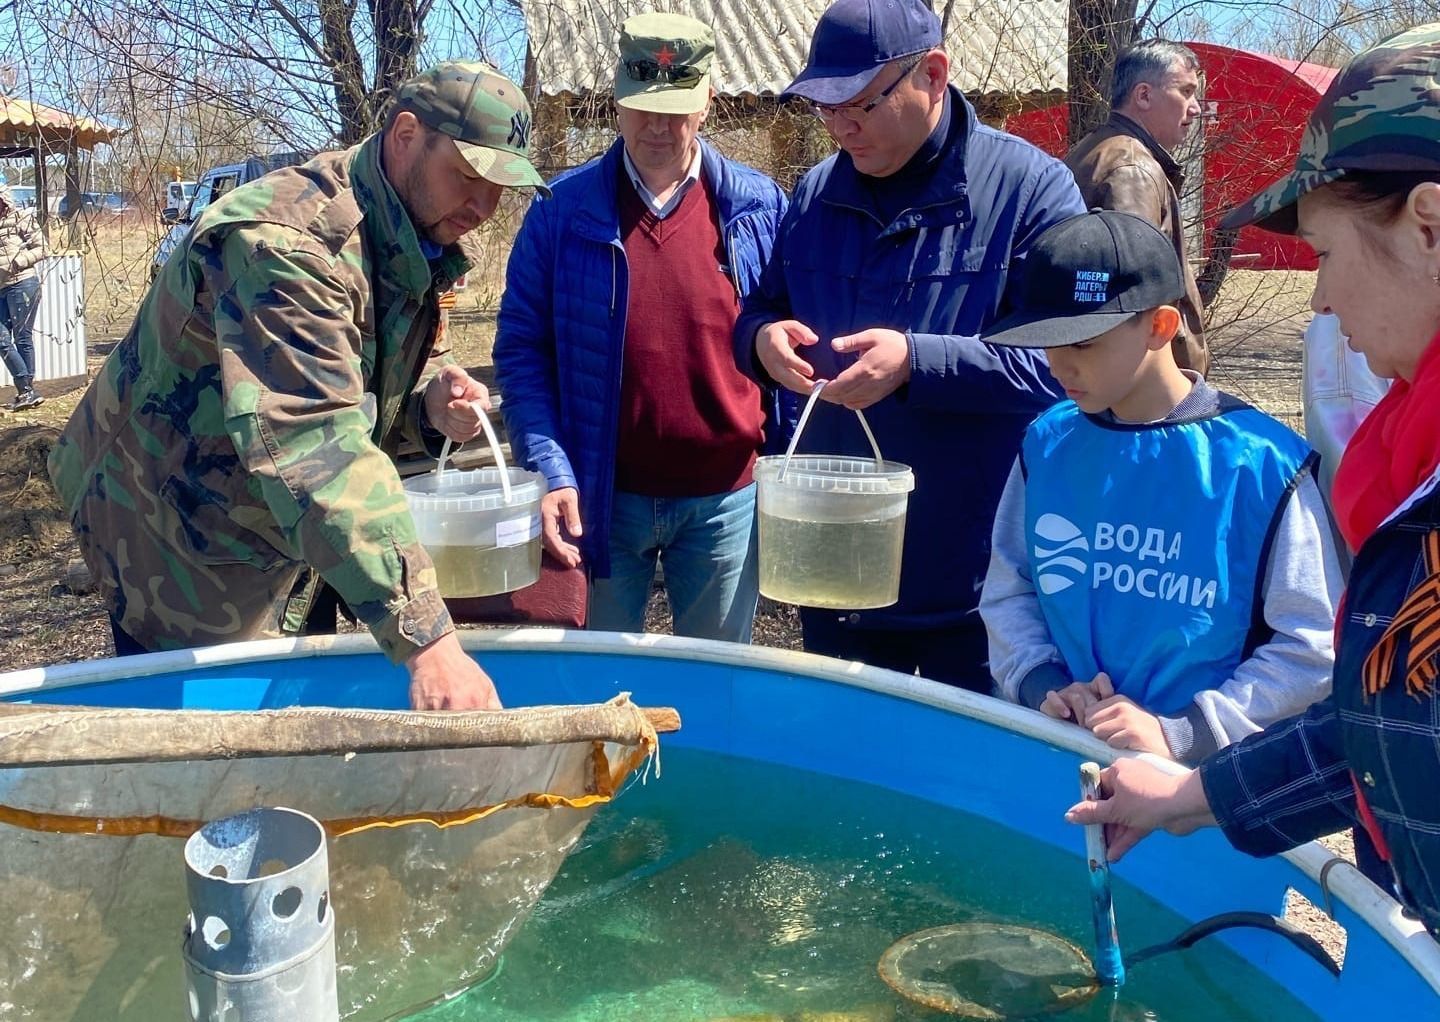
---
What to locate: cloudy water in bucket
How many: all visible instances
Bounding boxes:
[758,511,906,609]
[419,749,1322,1022]
[428,542,542,598]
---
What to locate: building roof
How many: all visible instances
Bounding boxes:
[524,0,1066,101]
[0,97,123,150]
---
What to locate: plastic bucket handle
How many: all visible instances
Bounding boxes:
[435,399,514,504]
[776,380,884,484]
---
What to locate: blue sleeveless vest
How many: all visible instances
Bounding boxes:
[1020,399,1314,715]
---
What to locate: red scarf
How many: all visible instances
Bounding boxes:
[1331,328,1440,870]
[1332,329,1440,551]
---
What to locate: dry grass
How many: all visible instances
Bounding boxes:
[56,211,169,342]
[54,205,517,363]
[1205,268,1317,434]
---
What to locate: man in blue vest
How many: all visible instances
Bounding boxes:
[979,210,1342,764]
[734,0,1084,689]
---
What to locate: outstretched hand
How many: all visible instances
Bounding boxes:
[1063,758,1215,860]
[406,631,503,710]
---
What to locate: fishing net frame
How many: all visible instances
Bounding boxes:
[0,694,675,1021]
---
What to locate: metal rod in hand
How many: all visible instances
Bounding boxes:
[1079,761,1126,986]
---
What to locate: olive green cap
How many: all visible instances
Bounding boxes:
[1221,23,1440,234]
[393,61,550,196]
[614,13,715,115]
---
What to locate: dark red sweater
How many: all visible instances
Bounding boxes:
[614,169,764,497]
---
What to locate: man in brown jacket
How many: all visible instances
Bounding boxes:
[1065,40,1207,374]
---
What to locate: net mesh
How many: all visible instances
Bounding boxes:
[878,922,1098,1020]
[0,695,664,1021]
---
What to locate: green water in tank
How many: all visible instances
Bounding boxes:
[420,749,1322,1022]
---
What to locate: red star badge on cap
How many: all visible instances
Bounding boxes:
[655,43,676,66]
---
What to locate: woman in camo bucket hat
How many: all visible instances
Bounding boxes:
[1066,24,1440,939]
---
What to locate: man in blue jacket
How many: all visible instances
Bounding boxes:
[495,12,789,642]
[735,0,1085,688]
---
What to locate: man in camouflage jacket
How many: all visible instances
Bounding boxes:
[49,63,549,710]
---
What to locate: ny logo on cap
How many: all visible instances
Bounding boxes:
[509,111,531,149]
[1073,270,1110,304]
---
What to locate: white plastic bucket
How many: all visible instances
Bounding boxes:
[403,404,546,598]
[753,383,914,609]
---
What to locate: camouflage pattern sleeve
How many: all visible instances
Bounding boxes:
[209,225,454,662]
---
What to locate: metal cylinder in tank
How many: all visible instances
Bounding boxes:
[181,806,338,1022]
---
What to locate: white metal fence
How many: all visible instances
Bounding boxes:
[0,254,87,387]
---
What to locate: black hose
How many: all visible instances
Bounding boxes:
[1125,910,1341,977]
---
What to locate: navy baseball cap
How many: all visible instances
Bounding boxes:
[984,210,1186,349]
[784,0,942,104]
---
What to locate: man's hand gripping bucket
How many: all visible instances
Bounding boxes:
[403,400,547,598]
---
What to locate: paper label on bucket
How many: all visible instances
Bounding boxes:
[495,515,541,548]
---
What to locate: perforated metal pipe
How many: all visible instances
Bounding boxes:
[181,807,338,1022]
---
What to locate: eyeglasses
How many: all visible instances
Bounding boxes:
[809,56,923,123]
[624,58,705,88]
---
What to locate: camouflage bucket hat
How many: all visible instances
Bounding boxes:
[1221,23,1440,234]
[614,12,715,115]
[394,61,550,197]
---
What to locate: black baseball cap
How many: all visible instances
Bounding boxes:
[784,0,942,105]
[984,210,1186,349]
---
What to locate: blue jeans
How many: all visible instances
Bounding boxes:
[0,276,40,383]
[590,484,759,643]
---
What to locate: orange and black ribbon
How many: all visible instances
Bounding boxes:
[1363,530,1440,699]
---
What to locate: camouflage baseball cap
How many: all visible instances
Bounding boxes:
[393,61,550,196]
[1221,23,1440,234]
[614,13,715,115]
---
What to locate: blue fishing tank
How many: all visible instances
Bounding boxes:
[2,631,1436,1020]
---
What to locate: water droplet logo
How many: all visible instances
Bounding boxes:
[1033,513,1089,594]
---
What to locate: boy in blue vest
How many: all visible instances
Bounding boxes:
[978,210,1343,765]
